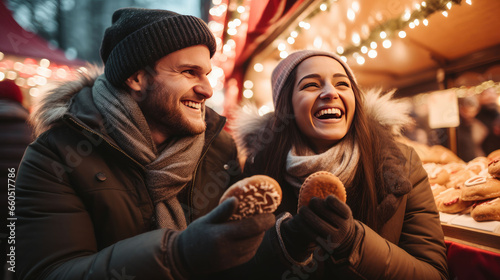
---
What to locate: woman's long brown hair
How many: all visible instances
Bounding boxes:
[248,60,381,229]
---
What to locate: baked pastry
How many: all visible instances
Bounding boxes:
[442,162,466,175]
[431,183,448,197]
[423,163,450,185]
[465,157,489,175]
[219,175,282,220]
[446,169,476,189]
[435,188,473,214]
[471,197,500,222]
[460,176,500,201]
[488,158,500,179]
[298,171,346,209]
[487,149,500,160]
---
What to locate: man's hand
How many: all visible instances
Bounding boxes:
[176,197,275,275]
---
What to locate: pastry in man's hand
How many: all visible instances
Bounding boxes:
[219,175,282,220]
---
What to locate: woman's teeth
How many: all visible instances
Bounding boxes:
[315,108,342,119]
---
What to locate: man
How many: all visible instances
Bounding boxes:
[15,8,274,280]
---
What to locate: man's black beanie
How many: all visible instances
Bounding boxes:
[100,8,216,86]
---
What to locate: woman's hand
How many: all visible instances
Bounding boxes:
[298,195,357,257]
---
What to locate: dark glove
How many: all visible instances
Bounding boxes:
[299,195,357,257]
[278,212,317,263]
[176,197,275,276]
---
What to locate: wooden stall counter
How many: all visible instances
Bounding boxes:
[440,213,500,280]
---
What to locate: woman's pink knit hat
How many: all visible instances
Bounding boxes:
[271,50,357,106]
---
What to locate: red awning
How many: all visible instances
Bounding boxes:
[0,1,85,66]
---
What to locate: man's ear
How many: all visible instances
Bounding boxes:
[125,70,148,92]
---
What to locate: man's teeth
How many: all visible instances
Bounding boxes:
[315,108,342,118]
[183,101,201,109]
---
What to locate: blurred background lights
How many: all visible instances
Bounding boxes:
[237,5,245,13]
[402,9,411,21]
[40,58,50,68]
[352,32,360,45]
[278,43,286,51]
[253,63,264,72]
[368,49,377,58]
[347,9,355,21]
[258,105,272,116]
[243,89,254,99]
[243,80,254,89]
[356,56,365,65]
[352,1,360,12]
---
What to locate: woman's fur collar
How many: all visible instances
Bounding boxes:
[232,88,413,159]
[30,65,103,137]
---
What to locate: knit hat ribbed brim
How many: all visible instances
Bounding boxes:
[271,50,357,107]
[100,8,216,86]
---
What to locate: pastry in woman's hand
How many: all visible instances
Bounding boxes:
[298,171,346,210]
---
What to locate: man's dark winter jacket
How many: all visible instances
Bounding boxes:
[15,69,240,280]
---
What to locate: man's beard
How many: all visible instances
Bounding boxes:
[139,81,206,138]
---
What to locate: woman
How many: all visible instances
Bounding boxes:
[232,50,448,279]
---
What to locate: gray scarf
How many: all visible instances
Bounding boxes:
[92,75,204,230]
[285,133,359,195]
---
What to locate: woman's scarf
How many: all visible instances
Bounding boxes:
[285,133,360,195]
[92,75,204,230]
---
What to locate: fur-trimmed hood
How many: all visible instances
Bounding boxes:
[30,65,103,137]
[232,88,413,159]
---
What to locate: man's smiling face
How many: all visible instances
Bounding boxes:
[139,45,213,137]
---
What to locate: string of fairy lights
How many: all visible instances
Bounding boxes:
[267,0,473,68]
[206,0,485,109]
